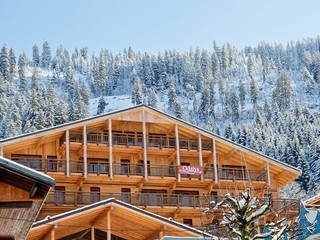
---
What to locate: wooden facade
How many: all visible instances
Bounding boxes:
[0,105,301,235]
[0,157,55,240]
[28,198,214,240]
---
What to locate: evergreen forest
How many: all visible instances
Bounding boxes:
[1,38,320,197]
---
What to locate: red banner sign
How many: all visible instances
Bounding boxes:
[178,165,203,175]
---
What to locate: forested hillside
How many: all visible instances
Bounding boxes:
[1,38,320,196]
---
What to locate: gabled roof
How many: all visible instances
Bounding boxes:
[0,157,55,240]
[0,104,301,181]
[29,198,215,240]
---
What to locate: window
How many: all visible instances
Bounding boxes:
[121,188,131,203]
[174,190,199,207]
[88,158,108,174]
[90,187,100,203]
[121,160,130,175]
[210,191,218,202]
[124,131,135,146]
[137,160,150,176]
[221,165,245,180]
[141,190,166,206]
[54,186,65,204]
[47,155,58,171]
[183,219,193,226]
[11,154,42,170]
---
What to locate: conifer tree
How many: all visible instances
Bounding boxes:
[0,44,11,81]
[32,44,40,67]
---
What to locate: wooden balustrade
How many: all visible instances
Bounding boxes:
[45,190,299,214]
[11,158,267,182]
[67,131,213,150]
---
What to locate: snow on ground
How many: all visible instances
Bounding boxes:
[89,95,133,115]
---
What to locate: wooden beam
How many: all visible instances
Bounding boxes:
[108,119,113,179]
[175,124,181,182]
[207,181,214,195]
[273,170,289,181]
[136,178,145,192]
[50,226,55,240]
[145,226,167,240]
[224,148,238,159]
[107,208,111,240]
[198,133,203,182]
[169,180,177,190]
[213,139,218,183]
[77,145,84,156]
[75,229,90,239]
[168,151,176,162]
[172,209,181,219]
[83,125,87,178]
[66,129,70,177]
[266,161,271,186]
[0,145,3,157]
[142,110,148,180]
[91,206,112,226]
[33,136,45,151]
[91,226,95,240]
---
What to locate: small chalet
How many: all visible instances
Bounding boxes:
[0,157,55,240]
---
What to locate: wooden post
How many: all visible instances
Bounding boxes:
[108,119,113,179]
[91,226,95,240]
[83,125,87,178]
[266,161,271,186]
[198,133,203,182]
[0,146,3,157]
[142,110,148,180]
[175,124,181,182]
[50,226,55,240]
[107,209,111,240]
[66,129,70,177]
[213,139,218,183]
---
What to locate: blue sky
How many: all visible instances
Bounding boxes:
[1,0,320,56]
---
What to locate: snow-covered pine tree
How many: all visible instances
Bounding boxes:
[207,190,289,240]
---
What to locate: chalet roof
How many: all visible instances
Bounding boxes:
[30,198,215,239]
[0,156,55,187]
[0,104,301,176]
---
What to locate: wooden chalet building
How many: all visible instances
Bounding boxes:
[0,157,55,240]
[0,105,301,234]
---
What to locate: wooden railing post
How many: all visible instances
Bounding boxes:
[198,133,204,182]
[213,139,218,183]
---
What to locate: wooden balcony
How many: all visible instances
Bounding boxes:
[11,158,268,182]
[45,190,299,213]
[64,131,213,150]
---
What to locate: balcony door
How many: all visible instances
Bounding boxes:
[137,160,150,176]
[47,155,58,171]
[121,188,131,203]
[174,190,199,207]
[141,190,166,206]
[120,160,130,175]
[90,187,100,203]
[54,186,65,204]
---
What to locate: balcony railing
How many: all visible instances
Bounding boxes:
[45,190,299,213]
[65,131,213,151]
[11,158,267,182]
